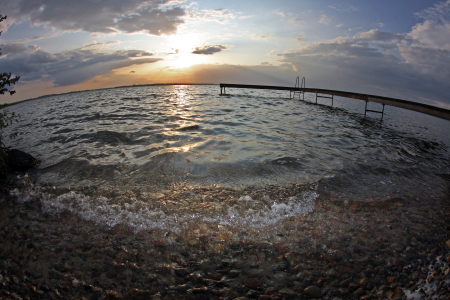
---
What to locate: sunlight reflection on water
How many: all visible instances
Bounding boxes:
[3,84,450,230]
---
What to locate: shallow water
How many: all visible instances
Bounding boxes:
[3,85,450,232]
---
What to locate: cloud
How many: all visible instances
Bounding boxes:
[115,6,185,35]
[1,43,40,55]
[274,11,286,18]
[79,41,120,50]
[414,0,450,21]
[0,41,162,86]
[274,25,450,106]
[399,44,450,77]
[319,15,332,25]
[409,20,450,49]
[409,0,450,49]
[192,44,229,55]
[293,35,306,44]
[1,0,185,35]
[185,64,296,86]
[357,29,408,42]
[329,4,358,12]
[290,18,304,25]
[398,0,450,78]
[186,6,239,24]
[3,33,60,44]
[252,34,275,40]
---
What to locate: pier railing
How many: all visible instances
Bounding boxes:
[219,83,450,121]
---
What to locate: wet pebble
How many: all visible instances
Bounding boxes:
[227,269,241,278]
[304,285,321,298]
[1,184,449,300]
[127,288,153,299]
[353,287,366,297]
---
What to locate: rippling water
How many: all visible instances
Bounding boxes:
[3,85,450,232]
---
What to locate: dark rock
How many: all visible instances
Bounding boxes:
[5,149,40,172]
[353,288,366,297]
[173,267,189,277]
[127,288,152,299]
[173,284,191,293]
[193,287,210,294]
[304,285,321,298]
[227,269,241,278]
[51,270,63,279]
[146,274,158,283]
[339,278,352,287]
[246,289,259,298]
[105,269,118,279]
[112,263,126,271]
[129,263,142,273]
[245,279,264,290]
[349,282,359,290]
[279,287,296,297]
[339,288,350,295]
[106,291,124,300]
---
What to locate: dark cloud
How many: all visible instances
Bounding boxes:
[357,29,407,42]
[115,6,185,35]
[399,44,450,77]
[192,44,228,55]
[0,42,162,86]
[279,38,385,60]
[1,43,38,55]
[266,4,450,106]
[4,33,59,44]
[1,0,185,35]
[274,28,450,105]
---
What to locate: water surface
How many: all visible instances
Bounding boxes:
[4,85,450,232]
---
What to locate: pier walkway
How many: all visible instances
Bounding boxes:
[219,83,450,121]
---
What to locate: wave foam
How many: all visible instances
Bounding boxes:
[9,177,318,233]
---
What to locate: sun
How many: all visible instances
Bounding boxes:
[167,33,206,69]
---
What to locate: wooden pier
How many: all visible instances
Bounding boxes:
[219,83,450,121]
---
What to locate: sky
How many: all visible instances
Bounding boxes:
[1,0,450,107]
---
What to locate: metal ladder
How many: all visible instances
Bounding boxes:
[291,76,305,100]
[364,101,385,119]
[315,93,334,106]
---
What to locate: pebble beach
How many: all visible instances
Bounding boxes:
[1,175,450,300]
[2,85,450,300]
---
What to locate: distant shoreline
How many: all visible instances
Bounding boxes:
[2,83,219,107]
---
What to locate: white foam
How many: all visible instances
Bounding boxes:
[9,178,318,233]
[238,195,254,202]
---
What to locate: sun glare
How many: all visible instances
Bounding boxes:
[167,33,205,69]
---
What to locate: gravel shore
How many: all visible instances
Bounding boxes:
[1,178,450,300]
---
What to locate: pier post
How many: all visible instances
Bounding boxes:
[365,102,386,119]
